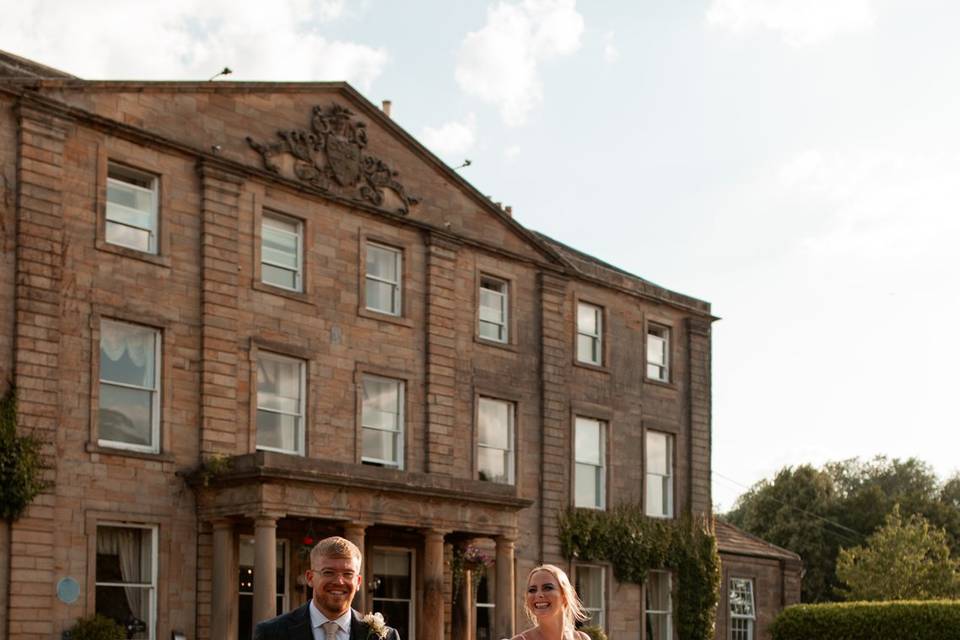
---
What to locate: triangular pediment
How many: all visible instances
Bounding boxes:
[35,79,563,266]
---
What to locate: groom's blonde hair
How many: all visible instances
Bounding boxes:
[310,536,362,569]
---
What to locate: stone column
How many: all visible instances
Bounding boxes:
[422,529,447,640]
[253,514,278,627]
[211,519,238,640]
[343,521,368,612]
[494,535,516,639]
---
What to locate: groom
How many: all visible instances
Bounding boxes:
[253,536,400,640]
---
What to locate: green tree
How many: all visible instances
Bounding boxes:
[835,506,960,601]
[726,465,845,602]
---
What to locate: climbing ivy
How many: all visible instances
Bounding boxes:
[558,504,720,640]
[0,387,50,522]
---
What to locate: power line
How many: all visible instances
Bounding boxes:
[712,470,865,546]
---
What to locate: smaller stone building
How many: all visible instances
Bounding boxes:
[715,520,802,640]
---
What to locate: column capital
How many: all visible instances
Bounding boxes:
[495,532,519,544]
[249,511,283,524]
[422,528,451,542]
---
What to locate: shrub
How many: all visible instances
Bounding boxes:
[771,601,960,640]
[0,387,50,522]
[580,624,609,640]
[66,614,125,640]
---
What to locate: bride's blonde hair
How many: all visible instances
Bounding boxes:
[523,564,590,633]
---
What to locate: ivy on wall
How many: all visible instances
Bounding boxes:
[0,387,50,522]
[558,504,720,640]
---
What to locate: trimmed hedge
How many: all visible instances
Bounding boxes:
[771,601,960,640]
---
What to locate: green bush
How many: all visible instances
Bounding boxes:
[580,624,609,640]
[67,614,125,640]
[771,601,960,640]
[0,387,50,522]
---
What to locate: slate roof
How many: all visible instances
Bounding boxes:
[715,519,801,562]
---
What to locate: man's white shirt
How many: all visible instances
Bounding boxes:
[309,601,352,640]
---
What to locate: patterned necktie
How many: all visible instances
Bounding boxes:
[322,620,340,640]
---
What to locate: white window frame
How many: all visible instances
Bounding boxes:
[574,417,606,510]
[645,571,672,640]
[95,522,158,640]
[576,302,603,365]
[647,324,670,382]
[98,319,161,454]
[478,275,509,343]
[728,578,756,640]
[239,537,289,617]
[361,375,405,469]
[261,212,303,292]
[477,397,515,485]
[365,242,402,316]
[371,546,416,640]
[575,564,606,630]
[106,163,159,254]
[645,431,674,518]
[475,570,495,640]
[255,351,306,456]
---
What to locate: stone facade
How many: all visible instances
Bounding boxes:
[0,50,795,640]
[715,521,803,640]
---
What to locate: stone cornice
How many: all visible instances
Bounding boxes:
[184,451,534,511]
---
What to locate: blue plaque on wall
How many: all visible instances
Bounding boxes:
[56,577,80,604]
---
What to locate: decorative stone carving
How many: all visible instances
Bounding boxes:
[247,103,419,215]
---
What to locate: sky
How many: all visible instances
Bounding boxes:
[3,0,959,511]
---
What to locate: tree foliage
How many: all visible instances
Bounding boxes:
[725,456,960,603]
[836,507,960,601]
[0,387,50,522]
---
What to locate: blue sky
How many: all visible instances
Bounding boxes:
[4,0,958,510]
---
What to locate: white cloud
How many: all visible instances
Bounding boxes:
[420,113,477,158]
[504,145,522,161]
[0,0,388,90]
[603,31,619,63]
[455,0,584,126]
[780,149,960,263]
[706,0,876,46]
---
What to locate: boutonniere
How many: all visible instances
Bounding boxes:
[362,612,387,639]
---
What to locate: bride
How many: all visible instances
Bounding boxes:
[510,564,591,640]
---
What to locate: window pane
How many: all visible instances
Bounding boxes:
[648,334,665,365]
[99,384,153,447]
[577,304,598,334]
[362,427,397,463]
[261,263,298,290]
[647,432,669,475]
[577,567,603,608]
[262,229,299,269]
[477,447,508,483]
[257,356,301,414]
[647,572,670,610]
[256,410,300,451]
[575,418,602,464]
[577,335,597,363]
[107,180,154,212]
[372,550,412,599]
[367,244,399,281]
[101,321,156,388]
[105,222,151,253]
[479,321,504,341]
[646,612,669,640]
[479,289,504,323]
[575,462,600,507]
[363,378,400,428]
[478,399,510,449]
[366,279,398,314]
[106,201,155,230]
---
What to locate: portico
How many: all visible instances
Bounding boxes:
[190,451,530,639]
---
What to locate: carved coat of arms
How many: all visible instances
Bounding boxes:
[247,104,419,215]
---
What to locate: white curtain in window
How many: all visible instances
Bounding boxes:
[98,528,149,623]
[101,324,151,369]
